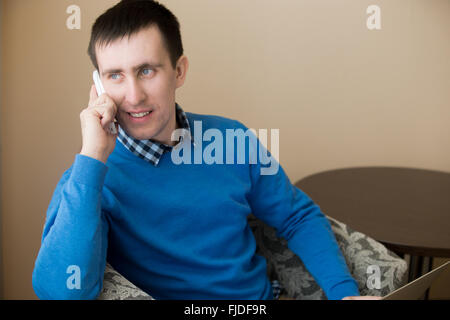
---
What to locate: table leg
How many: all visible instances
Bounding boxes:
[423,257,433,300]
[407,255,434,300]
[408,255,424,282]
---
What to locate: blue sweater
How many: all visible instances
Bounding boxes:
[32,113,359,300]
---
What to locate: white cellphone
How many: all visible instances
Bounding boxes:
[93,70,118,135]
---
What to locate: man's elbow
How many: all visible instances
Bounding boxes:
[32,267,102,300]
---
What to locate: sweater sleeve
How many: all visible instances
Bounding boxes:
[32,154,110,300]
[242,123,360,300]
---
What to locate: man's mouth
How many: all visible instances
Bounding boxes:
[128,111,152,118]
[124,110,154,123]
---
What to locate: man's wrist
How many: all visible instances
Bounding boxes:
[80,149,108,164]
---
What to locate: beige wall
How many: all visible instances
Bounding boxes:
[1,0,449,299]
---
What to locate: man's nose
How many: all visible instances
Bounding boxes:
[125,77,146,106]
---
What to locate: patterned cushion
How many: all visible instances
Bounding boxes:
[97,263,154,300]
[248,214,408,299]
[98,215,408,300]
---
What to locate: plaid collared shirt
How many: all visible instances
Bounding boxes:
[117,103,191,166]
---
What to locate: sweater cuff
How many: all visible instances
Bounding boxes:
[71,154,108,190]
[327,280,361,300]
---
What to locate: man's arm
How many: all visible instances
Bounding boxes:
[32,81,119,299]
[242,123,360,300]
[32,154,109,299]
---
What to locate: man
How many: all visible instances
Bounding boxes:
[32,0,367,300]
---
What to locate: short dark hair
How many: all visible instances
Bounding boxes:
[87,0,184,70]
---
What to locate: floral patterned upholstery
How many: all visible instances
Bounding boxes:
[97,263,153,300]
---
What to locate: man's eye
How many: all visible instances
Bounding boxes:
[142,68,153,76]
[110,74,120,80]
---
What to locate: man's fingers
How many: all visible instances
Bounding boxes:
[89,84,98,105]
[88,94,117,115]
[84,86,118,135]
[88,84,110,108]
[342,296,382,300]
[89,104,117,133]
[100,107,117,129]
[81,103,116,125]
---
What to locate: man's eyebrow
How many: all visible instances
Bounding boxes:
[101,62,163,77]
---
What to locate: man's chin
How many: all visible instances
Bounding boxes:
[120,126,156,141]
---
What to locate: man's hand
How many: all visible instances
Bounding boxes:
[342,296,382,300]
[79,85,119,164]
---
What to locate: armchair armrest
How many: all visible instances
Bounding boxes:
[248,214,408,299]
[97,263,154,300]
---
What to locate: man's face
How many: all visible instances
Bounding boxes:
[95,25,187,143]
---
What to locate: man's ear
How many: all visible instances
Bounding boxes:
[175,55,189,89]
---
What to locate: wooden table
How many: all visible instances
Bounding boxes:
[294,167,450,287]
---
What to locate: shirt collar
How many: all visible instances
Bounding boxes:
[118,103,191,166]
